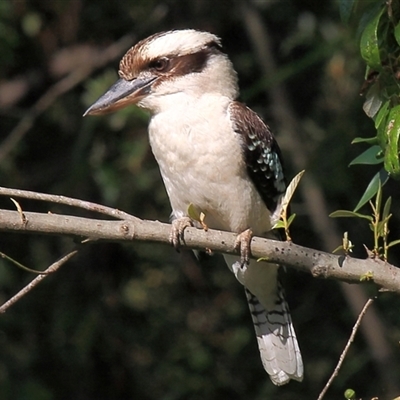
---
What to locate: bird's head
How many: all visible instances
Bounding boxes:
[84,29,239,116]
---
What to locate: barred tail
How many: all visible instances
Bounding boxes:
[244,284,303,385]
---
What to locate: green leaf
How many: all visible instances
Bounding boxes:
[329,210,373,221]
[187,203,201,222]
[353,169,389,212]
[377,105,391,149]
[368,222,374,232]
[332,245,344,254]
[363,83,382,118]
[375,177,382,216]
[286,213,296,227]
[382,196,392,221]
[394,21,400,46]
[339,0,356,23]
[281,170,304,211]
[360,6,385,70]
[388,239,400,248]
[272,220,285,229]
[376,220,385,237]
[374,100,390,129]
[349,145,383,165]
[352,136,378,145]
[344,388,356,400]
[384,105,400,178]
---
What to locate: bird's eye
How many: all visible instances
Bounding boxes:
[149,58,169,72]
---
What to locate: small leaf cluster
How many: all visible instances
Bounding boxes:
[331,180,400,260]
[344,0,400,181]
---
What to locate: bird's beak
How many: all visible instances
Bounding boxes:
[83,76,156,116]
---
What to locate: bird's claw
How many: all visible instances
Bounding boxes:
[234,228,253,267]
[170,217,193,248]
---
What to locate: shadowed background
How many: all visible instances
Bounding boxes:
[0,0,400,399]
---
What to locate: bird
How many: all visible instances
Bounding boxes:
[84,29,303,386]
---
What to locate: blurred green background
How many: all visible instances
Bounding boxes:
[1,0,400,399]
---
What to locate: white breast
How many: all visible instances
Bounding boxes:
[148,94,271,235]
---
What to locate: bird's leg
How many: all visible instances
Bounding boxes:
[170,217,193,248]
[234,228,253,267]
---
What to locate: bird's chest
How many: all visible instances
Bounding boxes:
[147,105,271,234]
[149,109,241,189]
[150,114,233,170]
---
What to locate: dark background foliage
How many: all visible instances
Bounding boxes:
[1,0,400,399]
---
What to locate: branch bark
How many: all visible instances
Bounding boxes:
[0,208,399,293]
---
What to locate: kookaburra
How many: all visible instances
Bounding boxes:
[85,29,303,385]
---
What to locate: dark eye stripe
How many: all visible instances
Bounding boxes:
[168,50,209,75]
[119,40,223,81]
[147,44,222,77]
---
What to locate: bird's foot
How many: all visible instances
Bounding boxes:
[234,228,253,267]
[170,217,193,248]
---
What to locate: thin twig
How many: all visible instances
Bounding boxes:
[0,251,52,274]
[0,249,79,313]
[316,297,375,400]
[0,186,140,221]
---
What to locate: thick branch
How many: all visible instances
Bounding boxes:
[0,208,399,293]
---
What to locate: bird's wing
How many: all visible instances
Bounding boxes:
[227,102,303,385]
[228,101,286,214]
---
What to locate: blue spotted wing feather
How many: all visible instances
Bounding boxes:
[229,101,286,213]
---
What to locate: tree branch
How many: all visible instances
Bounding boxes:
[0,186,139,221]
[0,208,399,293]
[0,248,79,313]
[317,297,375,400]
